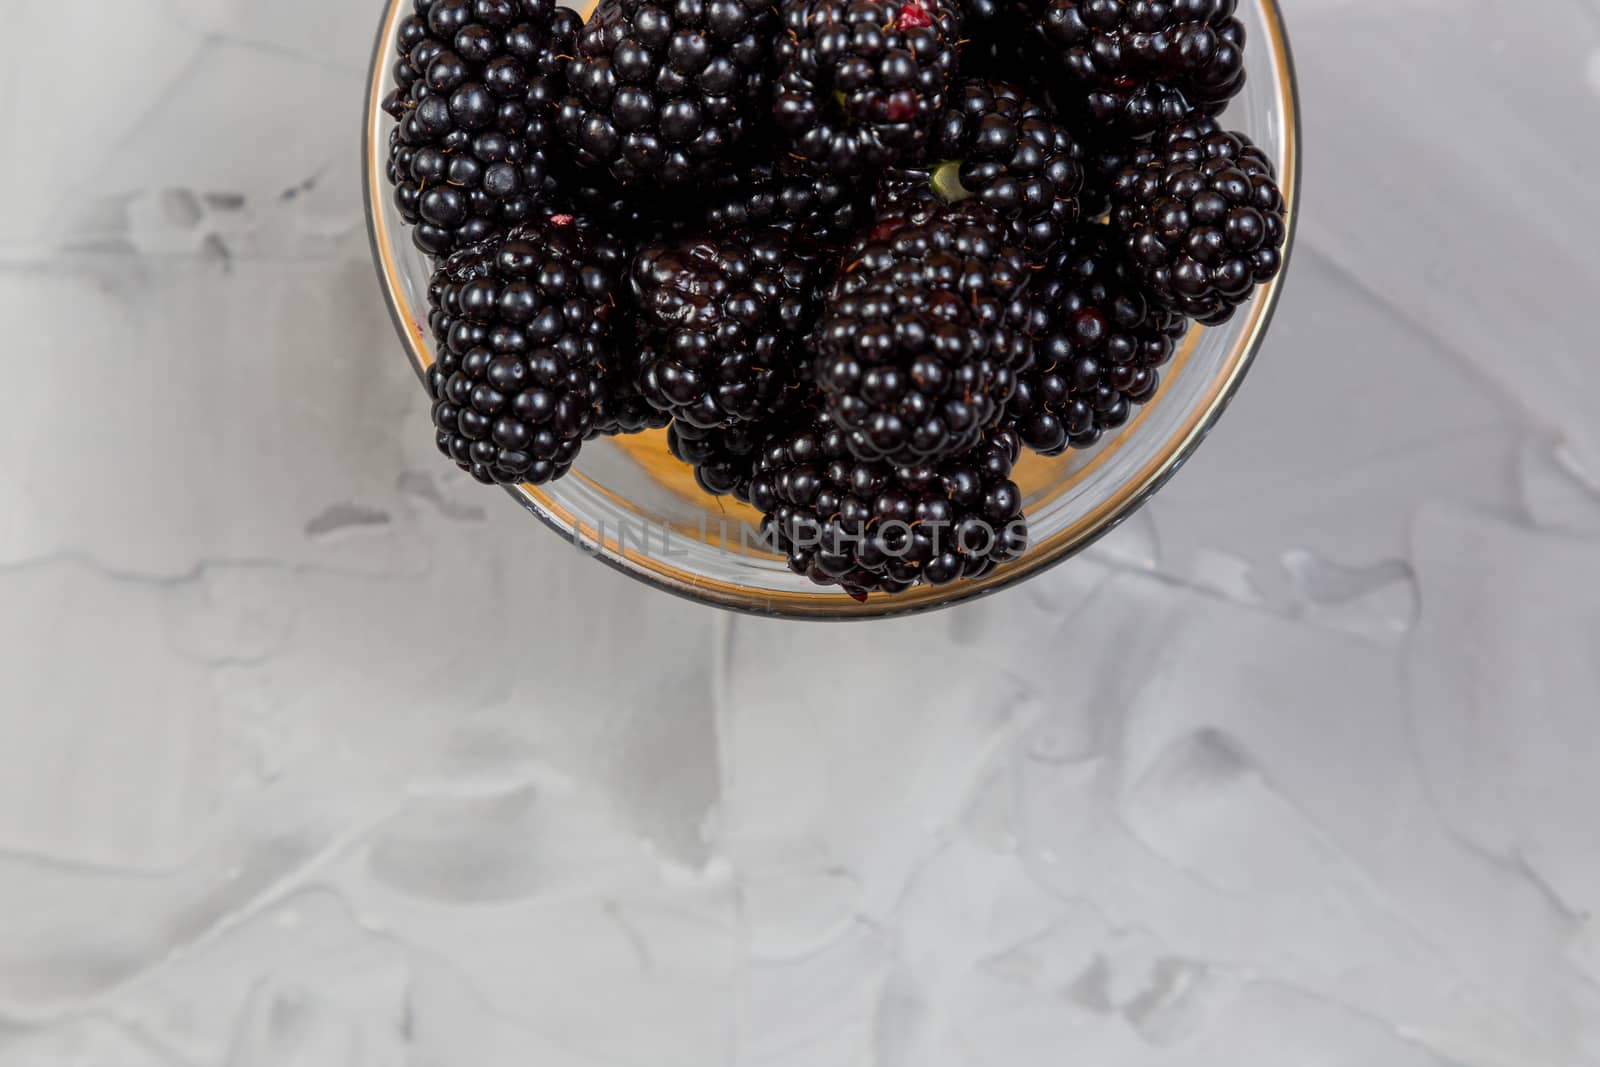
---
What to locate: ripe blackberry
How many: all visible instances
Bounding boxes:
[1025,0,1247,138]
[557,0,777,188]
[631,228,829,429]
[666,375,820,497]
[425,214,624,485]
[1078,113,1236,218]
[702,155,869,245]
[667,420,769,498]
[383,0,576,257]
[1006,226,1188,455]
[916,79,1086,256]
[1109,119,1286,323]
[773,0,962,176]
[749,413,1029,598]
[816,194,1033,465]
[595,379,673,435]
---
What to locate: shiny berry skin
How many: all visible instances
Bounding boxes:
[1025,0,1247,138]
[701,156,870,246]
[424,214,627,485]
[382,0,576,257]
[665,374,820,498]
[1109,118,1286,323]
[816,192,1034,465]
[556,0,777,188]
[1006,225,1188,455]
[918,79,1087,255]
[631,228,830,428]
[749,411,1029,598]
[773,0,963,176]
[669,420,765,498]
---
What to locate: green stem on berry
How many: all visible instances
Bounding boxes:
[931,160,973,204]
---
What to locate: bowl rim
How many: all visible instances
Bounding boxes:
[363,0,1302,620]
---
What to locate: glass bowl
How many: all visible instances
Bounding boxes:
[364,2,1300,618]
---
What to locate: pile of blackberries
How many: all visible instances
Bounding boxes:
[383,0,1287,599]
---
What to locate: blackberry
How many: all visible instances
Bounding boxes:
[1007,226,1188,455]
[1109,118,1286,323]
[631,228,829,429]
[425,214,624,485]
[1079,113,1234,218]
[383,0,576,257]
[595,377,673,435]
[667,420,769,498]
[749,413,1029,598]
[1024,0,1246,138]
[815,193,1033,465]
[666,374,820,497]
[556,0,777,188]
[773,0,962,176]
[702,155,869,245]
[914,79,1086,256]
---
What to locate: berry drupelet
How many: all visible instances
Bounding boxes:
[1006,225,1188,455]
[557,0,777,188]
[1024,0,1247,138]
[815,192,1034,465]
[631,227,829,429]
[773,0,963,176]
[384,0,576,257]
[425,214,625,485]
[749,411,1029,598]
[1109,118,1286,323]
[917,79,1086,256]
